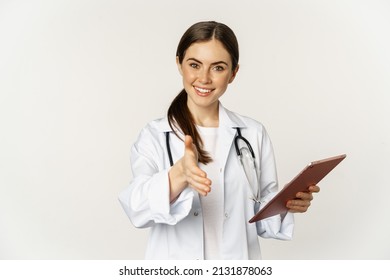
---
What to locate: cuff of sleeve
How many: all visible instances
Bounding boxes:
[280,211,294,237]
[259,212,294,240]
[148,169,194,225]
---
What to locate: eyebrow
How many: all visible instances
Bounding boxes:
[186,57,229,66]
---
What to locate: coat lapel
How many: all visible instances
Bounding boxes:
[217,103,246,170]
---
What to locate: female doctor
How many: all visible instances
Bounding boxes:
[119,21,320,259]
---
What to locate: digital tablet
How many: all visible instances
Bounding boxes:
[249,154,346,223]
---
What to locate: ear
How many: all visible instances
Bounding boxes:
[176,56,183,76]
[228,64,239,83]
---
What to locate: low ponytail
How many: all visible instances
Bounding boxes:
[167,89,212,164]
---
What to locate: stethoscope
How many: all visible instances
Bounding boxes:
[165,127,260,202]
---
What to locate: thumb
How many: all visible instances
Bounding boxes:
[184,135,199,161]
[184,135,193,150]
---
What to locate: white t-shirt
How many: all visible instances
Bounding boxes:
[197,126,223,260]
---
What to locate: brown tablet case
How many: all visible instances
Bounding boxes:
[249,154,346,223]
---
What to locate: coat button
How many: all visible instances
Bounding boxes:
[194,211,199,216]
[224,212,229,218]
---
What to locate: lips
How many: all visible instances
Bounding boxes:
[194,86,214,96]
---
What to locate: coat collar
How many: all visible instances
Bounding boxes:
[218,102,246,129]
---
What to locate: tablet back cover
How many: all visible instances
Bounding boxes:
[249,154,346,223]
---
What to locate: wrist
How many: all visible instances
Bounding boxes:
[168,159,187,202]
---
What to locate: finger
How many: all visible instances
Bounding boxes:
[188,173,211,186]
[287,199,311,207]
[185,166,212,194]
[287,205,309,213]
[186,165,207,178]
[192,185,212,196]
[308,185,320,193]
[295,191,314,201]
[286,199,311,212]
[187,177,212,195]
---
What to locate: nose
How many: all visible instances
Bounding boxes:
[198,68,211,84]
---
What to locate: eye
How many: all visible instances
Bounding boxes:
[189,63,199,69]
[213,65,225,71]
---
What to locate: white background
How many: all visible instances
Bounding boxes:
[0,0,389,260]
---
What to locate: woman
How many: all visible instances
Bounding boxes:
[119,21,319,259]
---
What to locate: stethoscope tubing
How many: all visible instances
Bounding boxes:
[166,131,174,167]
[234,127,255,159]
[165,128,259,202]
[165,127,255,166]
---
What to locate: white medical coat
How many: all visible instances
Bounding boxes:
[119,103,294,259]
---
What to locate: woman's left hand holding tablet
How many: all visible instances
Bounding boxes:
[286,185,320,213]
[168,135,212,202]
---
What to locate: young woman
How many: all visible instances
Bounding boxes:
[119,21,320,259]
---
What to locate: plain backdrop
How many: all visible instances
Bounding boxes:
[1,0,389,259]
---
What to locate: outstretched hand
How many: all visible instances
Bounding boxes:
[286,185,320,213]
[168,135,212,202]
[181,135,212,196]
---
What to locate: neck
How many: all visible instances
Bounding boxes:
[188,102,219,127]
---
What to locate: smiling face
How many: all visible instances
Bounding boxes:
[177,39,239,117]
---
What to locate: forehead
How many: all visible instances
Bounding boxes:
[184,39,232,64]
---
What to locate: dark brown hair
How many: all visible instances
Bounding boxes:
[167,21,239,164]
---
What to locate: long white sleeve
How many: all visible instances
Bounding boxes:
[118,125,194,228]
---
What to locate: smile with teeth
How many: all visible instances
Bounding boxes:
[194,86,213,95]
